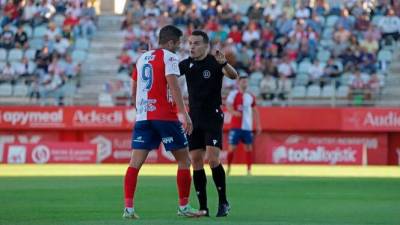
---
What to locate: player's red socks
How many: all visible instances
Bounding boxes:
[124,166,139,208]
[246,151,252,172]
[227,151,234,167]
[177,168,191,206]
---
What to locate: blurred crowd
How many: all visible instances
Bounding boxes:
[119,0,399,104]
[0,0,97,104]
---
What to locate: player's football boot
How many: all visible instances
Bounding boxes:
[216,203,231,217]
[177,204,207,217]
[122,208,139,219]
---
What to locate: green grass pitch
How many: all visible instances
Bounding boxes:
[0,165,400,225]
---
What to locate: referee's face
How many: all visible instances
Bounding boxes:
[188,35,208,59]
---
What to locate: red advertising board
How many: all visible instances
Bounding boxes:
[342,108,400,131]
[0,131,60,163]
[0,106,135,130]
[388,133,400,165]
[259,133,387,165]
[2,142,97,164]
[83,132,180,163]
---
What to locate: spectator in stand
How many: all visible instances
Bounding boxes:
[335,9,354,31]
[334,25,352,43]
[263,1,282,21]
[53,34,70,56]
[14,25,29,49]
[35,46,52,74]
[348,69,369,99]
[1,0,19,27]
[354,12,370,32]
[359,47,377,73]
[307,59,325,86]
[378,8,400,41]
[277,56,293,100]
[0,62,17,84]
[295,3,311,19]
[15,57,36,82]
[366,73,384,99]
[46,22,60,41]
[360,35,379,54]
[242,22,260,46]
[21,0,38,25]
[364,24,382,41]
[246,1,264,21]
[324,57,341,86]
[260,74,277,100]
[275,13,294,37]
[228,25,242,44]
[0,24,14,49]
[62,53,81,81]
[314,0,329,16]
[118,50,132,73]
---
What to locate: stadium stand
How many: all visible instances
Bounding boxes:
[0,0,399,107]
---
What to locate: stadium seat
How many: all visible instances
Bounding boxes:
[13,84,29,96]
[33,26,48,38]
[306,85,321,98]
[372,15,382,25]
[75,38,90,50]
[0,61,5,70]
[24,48,37,60]
[336,85,349,98]
[23,25,33,38]
[326,15,339,27]
[53,14,65,27]
[30,38,44,50]
[321,85,335,98]
[116,72,131,81]
[0,49,7,61]
[322,28,334,40]
[0,83,13,96]
[72,50,88,63]
[377,49,393,62]
[290,85,306,98]
[317,50,331,62]
[98,93,115,106]
[297,61,312,74]
[8,49,23,62]
[294,73,309,86]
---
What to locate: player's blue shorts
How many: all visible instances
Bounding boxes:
[131,120,188,151]
[228,129,253,145]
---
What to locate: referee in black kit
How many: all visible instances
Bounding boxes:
[179,30,238,217]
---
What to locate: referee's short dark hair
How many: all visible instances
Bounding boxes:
[191,30,209,44]
[159,25,183,44]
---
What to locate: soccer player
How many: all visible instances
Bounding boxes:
[226,75,262,176]
[123,25,205,219]
[179,30,238,217]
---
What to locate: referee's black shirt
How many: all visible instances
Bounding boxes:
[179,54,225,111]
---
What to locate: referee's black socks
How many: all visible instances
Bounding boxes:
[193,169,208,211]
[211,164,228,205]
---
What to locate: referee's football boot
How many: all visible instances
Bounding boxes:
[216,202,231,217]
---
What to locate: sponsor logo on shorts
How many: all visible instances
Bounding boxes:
[162,137,174,144]
[134,136,144,143]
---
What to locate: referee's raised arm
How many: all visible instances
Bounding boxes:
[214,50,238,79]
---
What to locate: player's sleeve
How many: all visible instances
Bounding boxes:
[226,90,236,105]
[164,51,180,76]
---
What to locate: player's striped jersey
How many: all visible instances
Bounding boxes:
[226,89,256,131]
[132,49,180,121]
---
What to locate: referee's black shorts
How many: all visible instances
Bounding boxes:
[188,107,224,151]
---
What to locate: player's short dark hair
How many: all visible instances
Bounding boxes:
[158,25,183,45]
[191,30,209,44]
